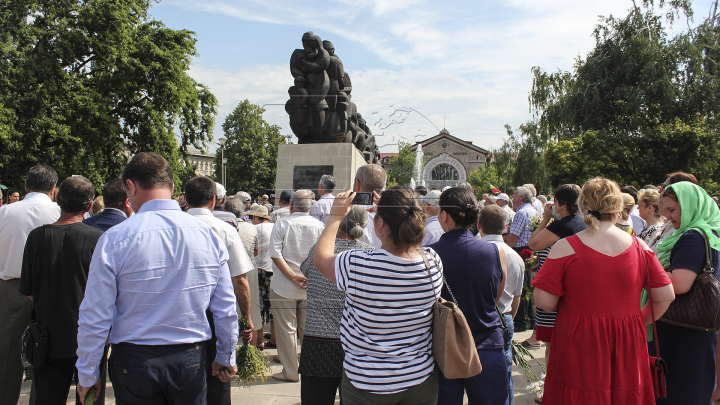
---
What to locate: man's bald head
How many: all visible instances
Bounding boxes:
[354,164,386,194]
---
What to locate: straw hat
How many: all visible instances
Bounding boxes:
[248,205,271,220]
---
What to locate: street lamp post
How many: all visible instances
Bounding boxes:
[218,138,226,188]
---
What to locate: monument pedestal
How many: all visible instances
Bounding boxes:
[274,143,367,202]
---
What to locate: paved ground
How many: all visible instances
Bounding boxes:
[18,331,546,405]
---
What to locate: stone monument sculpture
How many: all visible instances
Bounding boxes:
[285,31,380,164]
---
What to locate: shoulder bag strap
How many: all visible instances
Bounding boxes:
[641,240,661,358]
[692,228,714,273]
[418,249,458,306]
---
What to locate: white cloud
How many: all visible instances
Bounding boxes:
[172,0,715,152]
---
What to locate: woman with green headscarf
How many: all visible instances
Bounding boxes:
[650,181,720,405]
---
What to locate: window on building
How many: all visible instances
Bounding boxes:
[431,164,459,181]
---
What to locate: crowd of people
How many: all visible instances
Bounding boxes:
[0,152,719,405]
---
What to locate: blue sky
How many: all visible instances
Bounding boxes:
[150,0,715,153]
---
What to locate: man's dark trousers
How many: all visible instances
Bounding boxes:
[0,279,33,405]
[109,343,205,405]
[205,309,231,405]
[34,345,109,405]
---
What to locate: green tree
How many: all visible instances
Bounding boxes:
[216,100,287,197]
[0,0,217,191]
[529,3,720,191]
[469,163,502,199]
[386,142,416,187]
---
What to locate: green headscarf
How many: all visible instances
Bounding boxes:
[656,181,720,269]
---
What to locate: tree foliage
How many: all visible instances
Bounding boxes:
[0,0,217,191]
[386,142,416,187]
[529,3,720,194]
[216,100,287,197]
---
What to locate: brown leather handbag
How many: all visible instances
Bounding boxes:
[642,243,667,398]
[419,250,482,379]
[659,229,720,332]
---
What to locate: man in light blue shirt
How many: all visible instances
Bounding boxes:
[422,189,445,246]
[76,153,239,405]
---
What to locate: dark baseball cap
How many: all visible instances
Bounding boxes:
[280,190,295,203]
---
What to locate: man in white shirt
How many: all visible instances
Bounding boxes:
[496,193,515,235]
[476,204,524,405]
[421,190,444,246]
[309,174,336,225]
[523,183,544,214]
[270,190,293,223]
[185,176,254,405]
[355,164,386,248]
[212,183,238,229]
[0,165,60,405]
[269,189,325,382]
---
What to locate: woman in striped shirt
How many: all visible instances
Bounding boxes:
[314,186,443,405]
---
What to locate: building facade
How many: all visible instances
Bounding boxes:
[379,153,399,172]
[411,129,488,190]
[185,146,216,178]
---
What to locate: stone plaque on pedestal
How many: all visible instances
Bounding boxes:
[274,143,367,206]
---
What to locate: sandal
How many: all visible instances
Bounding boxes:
[265,341,277,348]
[521,339,543,349]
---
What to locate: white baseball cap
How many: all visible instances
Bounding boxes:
[496,193,510,202]
[215,182,227,198]
[423,190,442,206]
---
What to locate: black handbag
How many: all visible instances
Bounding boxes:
[659,229,720,331]
[22,227,55,368]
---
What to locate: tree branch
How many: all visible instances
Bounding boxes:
[109,96,148,115]
[72,55,96,73]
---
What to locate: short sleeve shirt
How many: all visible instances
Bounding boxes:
[545,214,587,239]
[334,248,443,394]
[669,230,720,278]
[509,203,537,247]
[254,222,274,271]
[19,223,103,359]
[237,222,259,269]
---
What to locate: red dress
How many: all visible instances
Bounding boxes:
[532,235,671,405]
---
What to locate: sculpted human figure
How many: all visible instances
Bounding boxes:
[322,40,347,139]
[286,32,379,163]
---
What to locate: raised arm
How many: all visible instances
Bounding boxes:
[638,239,675,325]
[314,190,355,283]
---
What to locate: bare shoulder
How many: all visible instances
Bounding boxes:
[547,238,576,259]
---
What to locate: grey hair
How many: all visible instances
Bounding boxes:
[224,197,245,218]
[339,205,368,239]
[522,183,537,197]
[291,189,314,212]
[538,195,547,204]
[319,174,336,193]
[515,186,533,204]
[235,191,251,204]
[355,164,386,194]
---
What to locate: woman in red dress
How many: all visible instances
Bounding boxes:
[532,177,675,404]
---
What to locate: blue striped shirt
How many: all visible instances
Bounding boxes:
[335,248,443,394]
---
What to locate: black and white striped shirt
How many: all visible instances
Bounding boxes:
[335,248,443,394]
